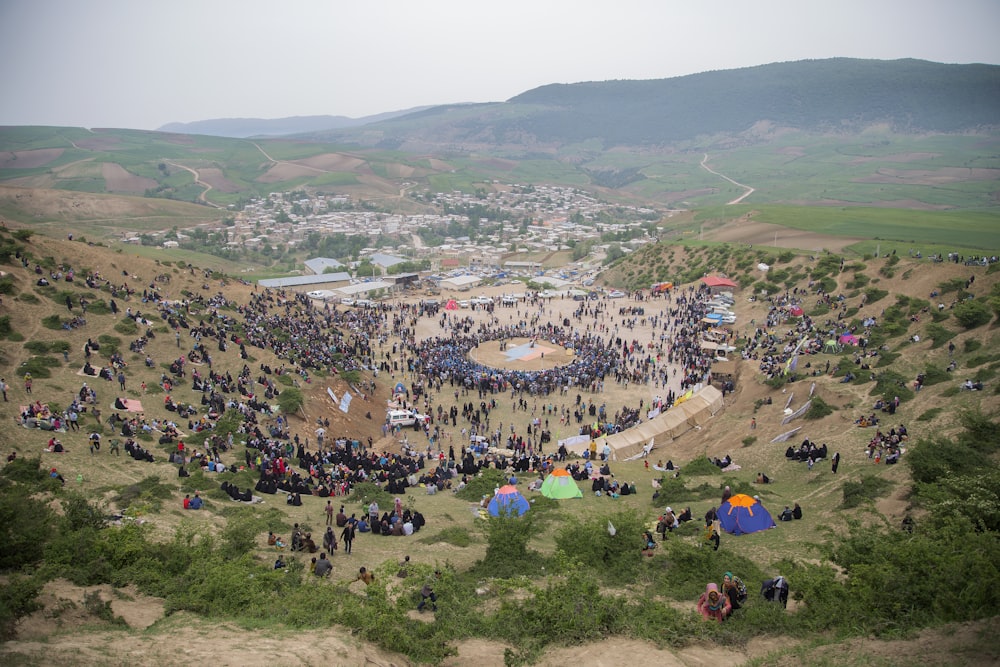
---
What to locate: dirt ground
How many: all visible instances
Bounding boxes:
[703,216,865,254]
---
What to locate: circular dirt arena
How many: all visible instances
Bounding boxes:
[467,337,573,372]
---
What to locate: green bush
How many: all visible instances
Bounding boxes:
[964,339,983,354]
[554,509,646,583]
[114,318,139,335]
[925,323,958,349]
[418,525,472,547]
[16,292,40,304]
[682,456,722,476]
[86,300,111,315]
[804,396,834,420]
[276,387,304,415]
[455,467,506,501]
[952,300,993,329]
[921,365,950,386]
[97,334,122,356]
[18,355,60,378]
[41,314,63,330]
[0,574,44,640]
[841,475,893,508]
[0,316,12,338]
[917,407,943,422]
[474,512,545,578]
[863,288,888,304]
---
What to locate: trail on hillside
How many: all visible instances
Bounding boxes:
[701,154,755,204]
[165,161,222,208]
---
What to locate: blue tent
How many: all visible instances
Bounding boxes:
[717,494,776,536]
[487,485,530,517]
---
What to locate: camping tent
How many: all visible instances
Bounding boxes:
[823,339,841,354]
[487,485,530,517]
[717,494,776,536]
[789,306,804,317]
[445,299,458,310]
[540,468,583,500]
[839,333,859,346]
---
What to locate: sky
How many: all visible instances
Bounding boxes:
[1,0,998,131]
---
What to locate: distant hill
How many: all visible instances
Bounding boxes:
[157,107,433,138]
[308,58,1000,149]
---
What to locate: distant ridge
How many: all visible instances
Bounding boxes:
[157,107,433,138]
[305,58,1000,149]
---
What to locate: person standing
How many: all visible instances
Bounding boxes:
[23,373,32,395]
[325,500,334,526]
[831,452,841,474]
[0,378,7,402]
[340,521,356,555]
[322,526,337,554]
[118,372,126,391]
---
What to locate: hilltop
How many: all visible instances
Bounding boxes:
[0,226,998,665]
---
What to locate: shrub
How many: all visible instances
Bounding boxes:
[872,370,913,403]
[16,292,39,304]
[920,365,949,386]
[114,318,139,335]
[417,526,472,547]
[114,475,174,511]
[863,288,888,304]
[275,387,304,415]
[682,456,722,476]
[0,315,11,338]
[475,512,545,578]
[41,314,62,330]
[964,339,983,354]
[455,467,506,501]
[18,355,60,378]
[0,574,44,640]
[917,407,943,422]
[350,481,395,509]
[925,323,957,349]
[841,475,893,508]
[952,300,993,329]
[86,300,110,315]
[97,334,122,356]
[554,509,647,584]
[804,396,834,420]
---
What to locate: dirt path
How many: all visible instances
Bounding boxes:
[164,161,222,208]
[701,154,755,205]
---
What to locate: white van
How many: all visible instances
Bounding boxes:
[386,409,429,428]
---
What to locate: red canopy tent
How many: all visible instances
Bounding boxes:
[702,276,738,289]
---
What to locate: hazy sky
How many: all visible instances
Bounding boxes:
[1,0,998,131]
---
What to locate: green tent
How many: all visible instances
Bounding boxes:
[540,468,583,499]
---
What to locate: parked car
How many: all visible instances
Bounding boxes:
[608,290,626,298]
[386,410,431,428]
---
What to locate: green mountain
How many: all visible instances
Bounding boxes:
[307,58,1000,149]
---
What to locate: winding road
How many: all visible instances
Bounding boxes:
[700,154,755,205]
[165,161,222,208]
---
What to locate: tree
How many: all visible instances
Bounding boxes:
[276,387,304,416]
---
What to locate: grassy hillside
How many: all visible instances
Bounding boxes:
[0,229,997,664]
